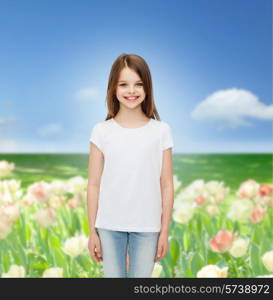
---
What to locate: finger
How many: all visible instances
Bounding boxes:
[154,246,163,262]
[92,252,101,263]
[95,247,102,258]
[155,255,161,262]
[94,255,102,262]
[157,245,163,257]
[95,254,103,262]
[89,246,100,262]
[95,247,103,261]
[161,247,167,259]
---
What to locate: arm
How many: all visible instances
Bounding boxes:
[87,142,104,262]
[87,142,104,233]
[160,147,174,234]
[155,147,174,262]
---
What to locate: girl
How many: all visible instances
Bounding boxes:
[87,53,174,278]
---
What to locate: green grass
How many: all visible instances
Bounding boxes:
[0,153,272,278]
[1,153,272,192]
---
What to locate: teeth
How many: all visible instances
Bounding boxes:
[126,97,138,100]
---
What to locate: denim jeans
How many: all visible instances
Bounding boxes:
[96,228,160,278]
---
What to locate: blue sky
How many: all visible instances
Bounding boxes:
[0,0,272,153]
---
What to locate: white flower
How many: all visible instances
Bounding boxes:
[227,199,254,222]
[152,263,163,277]
[62,234,88,258]
[236,179,260,199]
[0,192,13,205]
[5,179,21,194]
[197,264,228,278]
[27,181,51,203]
[0,219,12,240]
[261,250,273,273]
[188,179,206,195]
[0,180,22,205]
[229,238,249,258]
[42,267,63,278]
[0,161,15,177]
[22,193,37,206]
[2,265,25,277]
[1,203,20,222]
[50,180,67,196]
[49,195,66,208]
[202,181,229,205]
[205,180,229,198]
[173,175,182,192]
[173,202,195,224]
[66,176,87,195]
[173,189,194,210]
[174,180,206,207]
[33,207,56,227]
[206,205,220,216]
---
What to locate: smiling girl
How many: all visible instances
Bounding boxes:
[87,53,174,278]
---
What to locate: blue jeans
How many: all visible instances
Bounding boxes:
[96,228,160,278]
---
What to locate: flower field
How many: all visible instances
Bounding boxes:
[0,153,272,278]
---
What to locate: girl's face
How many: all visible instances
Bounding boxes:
[116,67,146,108]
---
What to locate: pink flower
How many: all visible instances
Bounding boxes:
[67,198,79,209]
[209,229,237,253]
[214,192,224,203]
[250,204,267,224]
[264,196,273,206]
[50,195,65,208]
[33,207,56,227]
[28,182,51,203]
[195,196,207,206]
[259,184,273,197]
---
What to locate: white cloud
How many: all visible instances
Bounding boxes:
[37,123,63,137]
[2,100,13,107]
[75,87,99,101]
[191,88,273,129]
[0,138,87,153]
[0,138,60,153]
[176,137,272,153]
[0,117,17,125]
[0,138,18,152]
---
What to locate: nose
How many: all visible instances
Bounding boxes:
[128,85,136,94]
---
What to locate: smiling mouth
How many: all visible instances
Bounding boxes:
[124,96,139,101]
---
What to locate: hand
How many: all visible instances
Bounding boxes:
[154,231,169,262]
[88,231,103,262]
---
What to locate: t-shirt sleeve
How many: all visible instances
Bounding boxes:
[89,123,104,153]
[161,122,174,151]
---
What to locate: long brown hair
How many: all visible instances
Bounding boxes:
[104,53,161,121]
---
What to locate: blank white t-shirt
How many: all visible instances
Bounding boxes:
[89,117,174,232]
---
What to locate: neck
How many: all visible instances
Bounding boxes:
[115,104,148,122]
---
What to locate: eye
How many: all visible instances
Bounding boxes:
[119,83,143,86]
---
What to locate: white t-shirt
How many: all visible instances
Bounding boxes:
[89,117,174,232]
